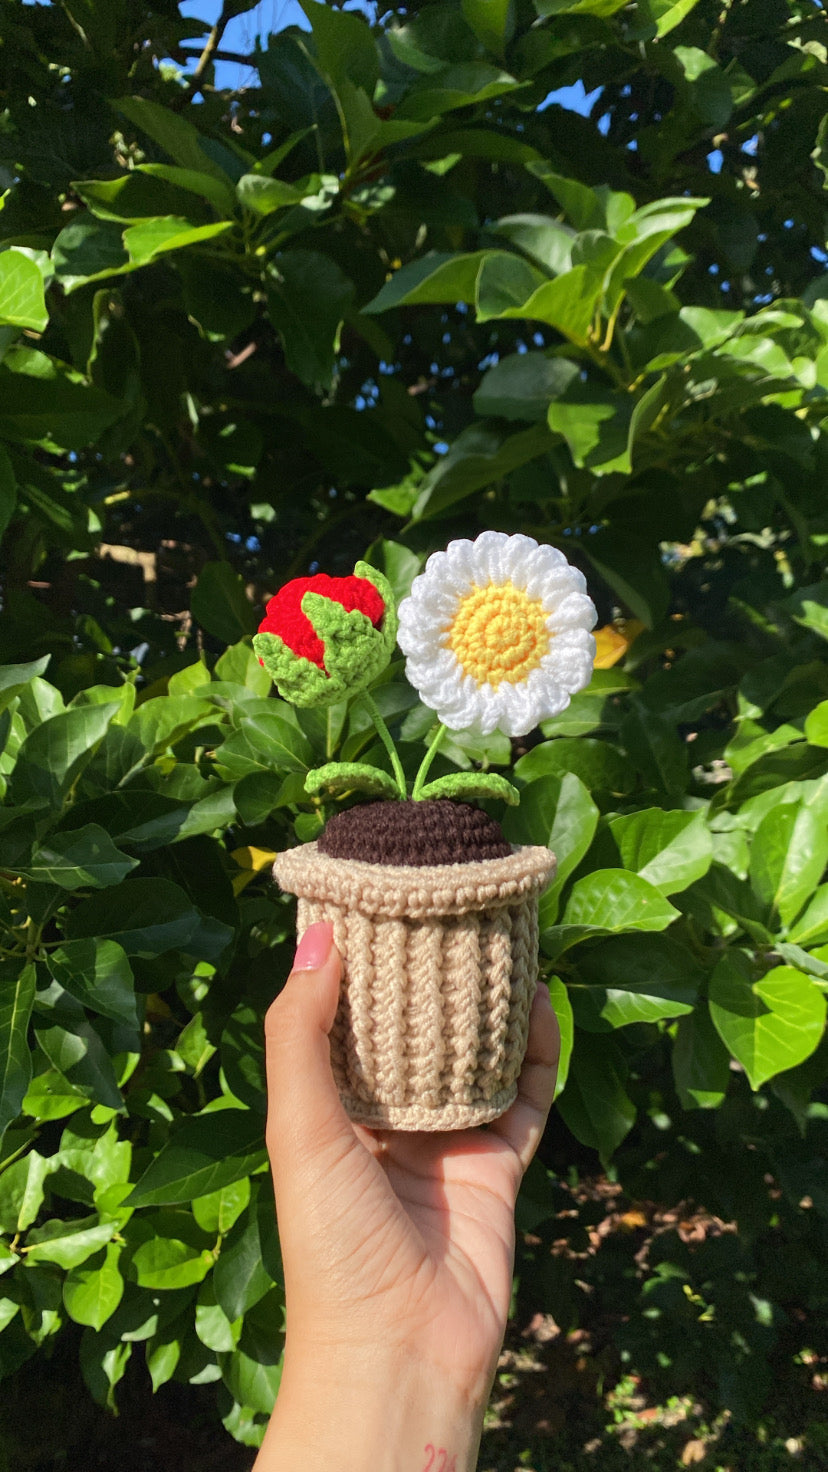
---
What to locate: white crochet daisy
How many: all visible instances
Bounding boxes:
[397,531,597,738]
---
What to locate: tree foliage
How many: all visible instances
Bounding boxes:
[0,0,827,1447]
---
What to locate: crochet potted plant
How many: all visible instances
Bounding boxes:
[253,532,596,1131]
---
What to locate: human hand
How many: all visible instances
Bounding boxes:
[255,920,560,1472]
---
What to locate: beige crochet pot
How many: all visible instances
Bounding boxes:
[273,843,556,1131]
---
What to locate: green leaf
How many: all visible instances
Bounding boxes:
[63,1243,124,1330]
[750,802,828,927]
[0,249,48,331]
[213,1205,277,1322]
[51,217,135,293]
[215,641,271,695]
[514,737,632,795]
[609,809,712,895]
[709,951,826,1090]
[528,166,613,230]
[547,975,573,1098]
[0,963,36,1141]
[115,97,233,184]
[672,1002,731,1110]
[474,252,546,321]
[0,1149,54,1232]
[554,870,680,949]
[123,217,233,265]
[65,878,200,958]
[137,162,237,215]
[304,762,401,800]
[128,1214,214,1290]
[47,941,138,1028]
[79,1329,132,1412]
[195,1277,241,1353]
[364,251,495,313]
[412,422,551,521]
[299,0,379,94]
[576,933,702,1016]
[146,1324,183,1391]
[26,1215,118,1270]
[0,658,49,717]
[548,379,630,476]
[22,1068,87,1124]
[222,1287,285,1414]
[236,173,306,215]
[191,561,258,644]
[8,701,118,806]
[215,709,313,779]
[73,172,215,223]
[266,251,354,390]
[473,353,579,422]
[556,1034,635,1165]
[492,266,602,347]
[19,824,138,890]
[0,347,121,451]
[128,1110,266,1207]
[535,0,627,14]
[637,0,702,36]
[397,61,522,120]
[620,701,688,793]
[788,885,828,948]
[503,772,598,928]
[419,772,519,805]
[460,0,515,54]
[805,700,828,748]
[35,1011,125,1114]
[192,1177,251,1238]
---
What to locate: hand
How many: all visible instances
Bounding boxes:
[255,920,560,1472]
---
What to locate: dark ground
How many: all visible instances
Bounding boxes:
[3,1176,828,1471]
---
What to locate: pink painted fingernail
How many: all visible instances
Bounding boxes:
[293,921,334,971]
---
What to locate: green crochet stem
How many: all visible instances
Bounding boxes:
[411,723,447,800]
[361,691,408,799]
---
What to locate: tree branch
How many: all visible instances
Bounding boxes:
[181,5,237,102]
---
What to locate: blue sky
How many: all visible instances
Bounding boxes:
[178,1,596,115]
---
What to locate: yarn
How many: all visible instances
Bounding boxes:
[258,572,385,670]
[318,798,511,867]
[274,843,556,1130]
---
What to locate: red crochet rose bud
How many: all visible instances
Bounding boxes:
[252,562,397,707]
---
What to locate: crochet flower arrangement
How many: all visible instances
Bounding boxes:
[257,531,597,1130]
[253,531,597,807]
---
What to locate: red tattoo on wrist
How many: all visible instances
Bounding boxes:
[422,1447,457,1472]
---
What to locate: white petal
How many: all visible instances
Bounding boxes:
[547,590,598,632]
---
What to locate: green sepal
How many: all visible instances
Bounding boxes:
[252,631,337,707]
[417,772,521,806]
[354,560,399,650]
[304,762,402,800]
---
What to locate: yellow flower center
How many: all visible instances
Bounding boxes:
[447,581,550,687]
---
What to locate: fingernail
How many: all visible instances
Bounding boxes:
[293,921,334,971]
[535,981,552,1006]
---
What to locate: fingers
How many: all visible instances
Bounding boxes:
[264,921,355,1199]
[487,982,561,1176]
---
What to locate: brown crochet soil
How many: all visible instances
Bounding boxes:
[318,798,511,867]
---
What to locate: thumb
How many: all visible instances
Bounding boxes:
[264,921,353,1199]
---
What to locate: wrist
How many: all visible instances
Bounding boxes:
[254,1342,491,1472]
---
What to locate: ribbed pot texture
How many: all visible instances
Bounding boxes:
[273,843,556,1131]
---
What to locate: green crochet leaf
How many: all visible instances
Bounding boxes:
[354,560,399,650]
[305,762,402,800]
[252,631,336,706]
[302,590,393,696]
[417,772,521,806]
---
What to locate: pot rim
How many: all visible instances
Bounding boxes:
[273,842,556,919]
